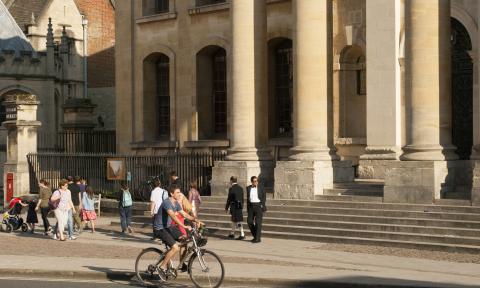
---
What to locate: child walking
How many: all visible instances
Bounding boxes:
[26,199,38,234]
[80,187,97,233]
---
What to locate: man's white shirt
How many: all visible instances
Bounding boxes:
[250,186,260,203]
[150,187,168,214]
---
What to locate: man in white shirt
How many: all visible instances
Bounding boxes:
[246,176,267,243]
[150,179,168,229]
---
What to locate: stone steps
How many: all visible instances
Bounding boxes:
[103,197,480,252]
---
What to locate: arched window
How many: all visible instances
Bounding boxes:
[196,46,227,140]
[213,49,227,135]
[156,55,170,139]
[269,39,293,138]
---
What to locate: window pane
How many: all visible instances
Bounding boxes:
[275,41,293,137]
[156,55,170,138]
[213,49,227,135]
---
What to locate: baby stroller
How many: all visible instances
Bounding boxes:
[2,197,28,233]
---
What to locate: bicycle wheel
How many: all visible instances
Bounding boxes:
[188,249,225,288]
[135,183,151,202]
[135,247,165,286]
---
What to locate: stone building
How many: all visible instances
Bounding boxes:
[115,0,480,204]
[0,0,116,193]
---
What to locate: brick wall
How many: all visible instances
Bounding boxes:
[75,0,115,88]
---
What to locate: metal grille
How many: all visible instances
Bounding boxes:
[213,49,227,136]
[156,54,170,139]
[27,152,226,200]
[275,41,293,136]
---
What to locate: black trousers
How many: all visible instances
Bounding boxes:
[40,207,50,232]
[247,203,263,241]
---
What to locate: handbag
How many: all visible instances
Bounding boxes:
[48,190,60,210]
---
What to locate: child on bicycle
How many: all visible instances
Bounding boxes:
[153,184,198,280]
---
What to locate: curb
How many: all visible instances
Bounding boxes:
[0,268,463,288]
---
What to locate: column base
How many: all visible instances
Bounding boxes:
[274,160,354,200]
[211,160,274,196]
[226,147,272,161]
[289,146,340,161]
[384,161,464,204]
[470,145,480,160]
[472,161,480,206]
[358,146,400,179]
[400,144,458,161]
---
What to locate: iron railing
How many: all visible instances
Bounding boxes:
[27,151,226,200]
[37,131,116,154]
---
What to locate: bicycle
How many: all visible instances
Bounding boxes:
[134,175,162,201]
[135,225,224,288]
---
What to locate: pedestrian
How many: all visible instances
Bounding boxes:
[78,177,87,194]
[80,186,97,233]
[246,176,267,243]
[26,198,38,234]
[150,178,168,238]
[51,179,76,241]
[118,182,133,234]
[67,176,82,234]
[35,179,52,236]
[225,176,245,240]
[188,180,202,218]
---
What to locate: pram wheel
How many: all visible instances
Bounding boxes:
[5,224,12,233]
[21,223,28,232]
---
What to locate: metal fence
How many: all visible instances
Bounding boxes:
[27,151,226,200]
[37,131,116,154]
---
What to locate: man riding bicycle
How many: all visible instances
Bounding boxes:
[153,184,198,280]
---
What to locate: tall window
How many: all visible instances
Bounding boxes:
[196,0,226,7]
[156,55,170,139]
[275,40,293,137]
[213,49,227,136]
[0,104,5,125]
[356,55,366,95]
[155,0,169,13]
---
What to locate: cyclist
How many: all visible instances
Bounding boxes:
[153,184,198,280]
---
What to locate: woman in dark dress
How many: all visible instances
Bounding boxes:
[26,199,38,234]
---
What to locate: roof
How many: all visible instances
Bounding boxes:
[0,0,34,52]
[6,0,49,33]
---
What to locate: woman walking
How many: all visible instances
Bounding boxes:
[80,186,97,233]
[35,179,52,236]
[51,179,76,241]
[118,182,133,234]
[188,180,202,218]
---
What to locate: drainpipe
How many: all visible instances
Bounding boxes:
[82,15,88,98]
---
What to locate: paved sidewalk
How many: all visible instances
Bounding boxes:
[0,217,479,287]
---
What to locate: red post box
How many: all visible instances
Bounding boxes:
[6,173,13,203]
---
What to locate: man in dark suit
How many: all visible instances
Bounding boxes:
[246,176,266,243]
[225,176,245,240]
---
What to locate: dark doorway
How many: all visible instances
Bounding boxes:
[451,17,473,160]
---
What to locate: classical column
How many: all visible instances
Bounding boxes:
[358,0,401,179]
[400,0,457,161]
[274,0,353,199]
[289,0,338,161]
[212,0,273,194]
[226,0,269,161]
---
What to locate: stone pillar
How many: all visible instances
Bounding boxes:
[3,92,41,201]
[358,0,402,179]
[62,98,97,153]
[212,0,273,193]
[472,3,480,205]
[400,0,456,161]
[384,0,457,203]
[274,0,353,200]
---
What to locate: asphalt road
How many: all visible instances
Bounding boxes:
[0,277,278,288]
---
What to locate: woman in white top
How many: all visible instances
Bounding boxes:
[50,179,76,241]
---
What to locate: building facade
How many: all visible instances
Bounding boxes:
[116,0,480,204]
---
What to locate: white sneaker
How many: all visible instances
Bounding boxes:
[52,234,57,240]
[68,236,77,240]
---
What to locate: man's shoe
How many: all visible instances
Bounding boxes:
[180,262,188,272]
[236,236,245,240]
[251,239,261,243]
[227,234,234,239]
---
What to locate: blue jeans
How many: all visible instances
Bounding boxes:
[119,205,132,232]
[67,209,74,237]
